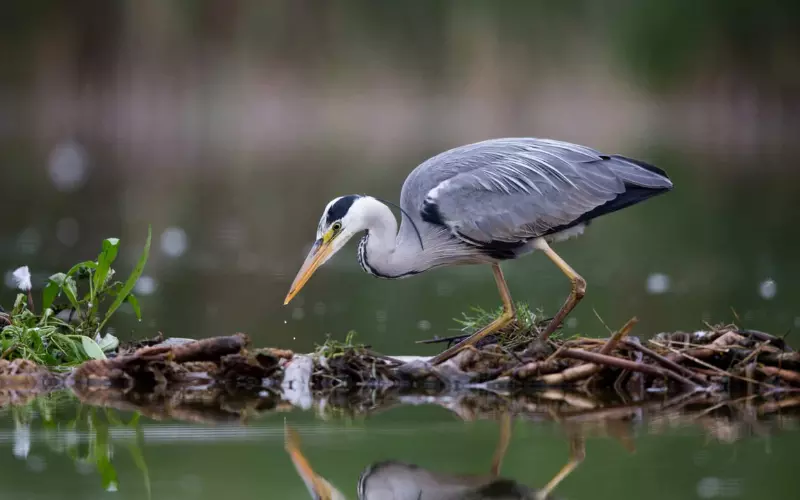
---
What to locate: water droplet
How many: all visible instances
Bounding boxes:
[565,317,578,329]
[417,320,431,331]
[161,227,188,257]
[758,279,776,300]
[134,275,158,296]
[48,140,88,192]
[55,218,79,247]
[646,272,670,294]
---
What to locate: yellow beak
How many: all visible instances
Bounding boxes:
[285,421,343,500]
[284,238,333,305]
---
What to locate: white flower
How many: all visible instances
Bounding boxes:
[12,266,32,292]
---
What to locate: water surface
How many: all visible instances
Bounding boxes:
[1,391,798,499]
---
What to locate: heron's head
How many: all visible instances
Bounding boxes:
[284,194,366,305]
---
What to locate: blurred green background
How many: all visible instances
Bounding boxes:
[1,3,799,497]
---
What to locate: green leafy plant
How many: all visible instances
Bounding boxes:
[42,226,151,333]
[314,330,365,358]
[60,406,151,496]
[454,302,544,333]
[1,227,152,366]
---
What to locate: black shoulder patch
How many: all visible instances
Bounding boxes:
[421,199,447,227]
[326,195,360,225]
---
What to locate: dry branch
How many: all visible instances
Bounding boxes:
[559,349,700,388]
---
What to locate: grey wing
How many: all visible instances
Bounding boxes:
[411,138,672,244]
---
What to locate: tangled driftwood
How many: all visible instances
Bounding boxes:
[0,319,797,421]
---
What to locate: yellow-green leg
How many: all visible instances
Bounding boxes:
[431,264,516,365]
[533,238,587,341]
[536,435,586,499]
[490,412,512,477]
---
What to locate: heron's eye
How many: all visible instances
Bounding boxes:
[331,221,342,232]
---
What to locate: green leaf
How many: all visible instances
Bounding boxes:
[66,260,97,277]
[47,273,81,313]
[42,281,60,311]
[99,227,151,331]
[127,294,142,321]
[80,336,107,360]
[128,417,151,499]
[93,238,120,294]
[63,276,81,312]
[92,411,119,492]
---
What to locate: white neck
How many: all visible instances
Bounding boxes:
[349,197,418,278]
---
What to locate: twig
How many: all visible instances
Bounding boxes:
[655,342,778,388]
[757,396,800,414]
[622,339,707,385]
[537,363,601,385]
[759,366,800,385]
[591,308,614,335]
[560,349,700,388]
[507,360,560,379]
[599,317,638,355]
[415,334,468,345]
[544,343,569,364]
[732,342,766,372]
[738,329,792,351]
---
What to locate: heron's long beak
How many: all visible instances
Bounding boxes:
[284,238,333,305]
[285,421,344,500]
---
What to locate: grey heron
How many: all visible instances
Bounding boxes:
[284,416,583,499]
[284,138,672,364]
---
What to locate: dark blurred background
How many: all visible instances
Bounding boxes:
[1,0,799,355]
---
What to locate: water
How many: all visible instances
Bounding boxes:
[2,2,800,498]
[0,392,798,499]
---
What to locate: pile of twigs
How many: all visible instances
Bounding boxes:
[415,318,798,394]
[0,320,797,407]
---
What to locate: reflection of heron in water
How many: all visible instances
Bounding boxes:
[284,416,585,500]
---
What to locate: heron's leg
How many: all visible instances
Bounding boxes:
[535,435,586,500]
[533,238,586,342]
[430,263,516,365]
[490,412,512,477]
